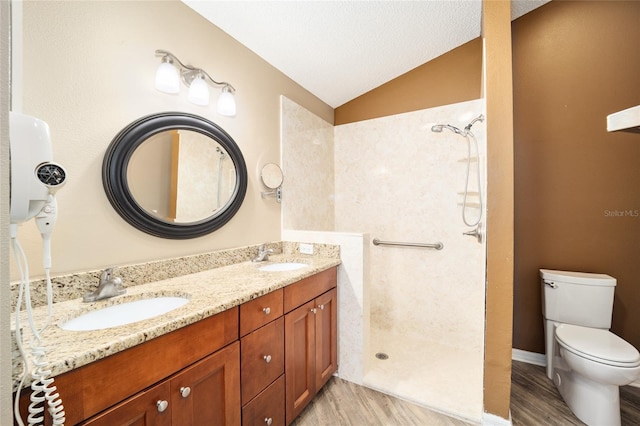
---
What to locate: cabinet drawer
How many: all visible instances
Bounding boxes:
[242,375,285,426]
[241,317,284,404]
[240,289,283,336]
[284,267,337,313]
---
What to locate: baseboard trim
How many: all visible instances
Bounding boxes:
[482,411,512,426]
[512,348,546,366]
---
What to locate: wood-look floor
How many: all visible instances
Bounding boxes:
[511,361,640,426]
[292,361,640,425]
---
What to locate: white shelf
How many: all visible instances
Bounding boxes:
[607,105,640,133]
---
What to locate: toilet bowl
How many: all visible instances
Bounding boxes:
[553,324,640,426]
[540,269,640,426]
[556,324,640,386]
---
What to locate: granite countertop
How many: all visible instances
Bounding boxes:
[12,255,340,391]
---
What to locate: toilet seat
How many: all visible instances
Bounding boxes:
[555,324,640,368]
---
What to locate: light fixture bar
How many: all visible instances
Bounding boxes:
[155,50,235,92]
[155,49,237,116]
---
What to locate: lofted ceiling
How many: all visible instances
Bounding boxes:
[182,0,550,108]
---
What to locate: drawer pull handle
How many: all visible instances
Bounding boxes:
[263,307,271,315]
[157,400,169,413]
[264,354,272,363]
[318,304,325,310]
[265,417,273,425]
[310,308,317,314]
[180,386,191,398]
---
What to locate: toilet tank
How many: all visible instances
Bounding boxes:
[540,269,616,329]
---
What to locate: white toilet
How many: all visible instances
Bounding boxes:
[540,269,640,426]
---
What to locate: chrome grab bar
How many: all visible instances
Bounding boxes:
[372,238,443,250]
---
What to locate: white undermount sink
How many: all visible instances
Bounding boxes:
[60,296,190,331]
[258,262,309,272]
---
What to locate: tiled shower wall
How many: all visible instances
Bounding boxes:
[280,97,335,231]
[334,100,486,349]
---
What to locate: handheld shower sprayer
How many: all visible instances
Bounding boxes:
[430,113,485,235]
[431,124,463,134]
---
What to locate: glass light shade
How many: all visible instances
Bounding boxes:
[187,76,210,106]
[217,87,236,117]
[155,61,180,94]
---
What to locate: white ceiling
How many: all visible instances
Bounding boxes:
[183,0,549,108]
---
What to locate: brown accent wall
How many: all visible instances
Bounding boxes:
[512,1,640,354]
[483,0,514,420]
[334,38,482,125]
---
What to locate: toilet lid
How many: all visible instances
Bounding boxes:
[555,324,640,367]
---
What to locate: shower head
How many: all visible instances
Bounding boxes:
[431,124,463,134]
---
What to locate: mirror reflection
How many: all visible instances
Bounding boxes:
[261,163,284,189]
[128,130,236,224]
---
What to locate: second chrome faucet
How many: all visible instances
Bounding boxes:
[252,244,274,262]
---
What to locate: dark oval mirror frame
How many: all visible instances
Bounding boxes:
[102,112,248,239]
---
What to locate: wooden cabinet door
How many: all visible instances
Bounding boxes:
[315,288,338,389]
[284,300,316,424]
[80,381,172,426]
[171,341,241,426]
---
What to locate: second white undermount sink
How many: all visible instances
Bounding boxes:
[60,296,189,331]
[258,262,309,272]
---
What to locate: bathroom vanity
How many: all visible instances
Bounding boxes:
[14,255,339,426]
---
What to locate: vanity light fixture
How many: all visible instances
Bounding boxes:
[155,49,236,117]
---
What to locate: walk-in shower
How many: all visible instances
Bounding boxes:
[281,97,488,424]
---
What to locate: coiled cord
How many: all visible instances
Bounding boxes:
[29,344,65,425]
[11,230,66,426]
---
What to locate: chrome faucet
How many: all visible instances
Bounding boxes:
[83,268,126,302]
[252,244,274,262]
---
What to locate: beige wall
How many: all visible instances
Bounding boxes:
[13,1,332,281]
[512,1,640,353]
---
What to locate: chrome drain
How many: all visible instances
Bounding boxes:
[375,352,389,360]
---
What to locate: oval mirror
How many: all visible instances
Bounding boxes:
[261,163,284,189]
[102,112,247,239]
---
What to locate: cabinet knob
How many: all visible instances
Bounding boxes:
[263,307,271,315]
[310,308,317,314]
[263,354,272,363]
[156,400,169,413]
[264,417,273,425]
[318,304,325,310]
[180,386,191,398]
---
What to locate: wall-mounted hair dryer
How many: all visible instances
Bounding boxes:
[10,112,67,224]
[10,112,67,268]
